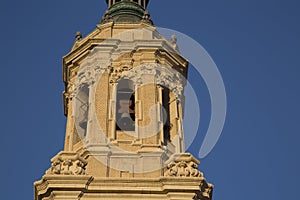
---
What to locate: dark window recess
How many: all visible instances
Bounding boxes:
[78,84,89,137]
[162,86,171,144]
[116,79,135,131]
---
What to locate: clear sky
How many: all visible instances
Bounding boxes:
[0,0,299,199]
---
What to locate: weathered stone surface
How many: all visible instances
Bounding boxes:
[34,175,212,200]
[35,1,213,199]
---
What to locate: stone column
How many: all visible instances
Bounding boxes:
[157,85,164,145]
[110,83,117,140]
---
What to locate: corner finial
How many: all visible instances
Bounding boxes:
[75,32,82,41]
[101,10,113,24]
[170,35,180,52]
[142,10,153,25]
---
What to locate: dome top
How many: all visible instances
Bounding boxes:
[102,0,153,24]
[106,0,150,9]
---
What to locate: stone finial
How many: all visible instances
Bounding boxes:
[142,10,153,25]
[76,31,82,41]
[170,35,177,44]
[102,10,113,24]
[170,34,180,52]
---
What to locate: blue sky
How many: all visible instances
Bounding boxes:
[0,0,299,199]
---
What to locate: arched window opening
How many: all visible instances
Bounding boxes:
[116,79,135,131]
[77,83,89,138]
[162,86,171,144]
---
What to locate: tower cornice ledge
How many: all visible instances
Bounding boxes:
[35,175,212,200]
[63,39,187,84]
[34,152,213,200]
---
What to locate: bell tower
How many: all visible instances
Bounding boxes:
[34,1,213,199]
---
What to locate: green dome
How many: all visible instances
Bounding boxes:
[106,0,150,9]
[102,0,152,24]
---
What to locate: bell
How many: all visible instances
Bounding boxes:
[117,113,134,131]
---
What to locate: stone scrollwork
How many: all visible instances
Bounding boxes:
[165,160,203,178]
[70,63,108,99]
[165,153,203,178]
[107,62,186,102]
[193,182,214,200]
[165,154,213,200]
[201,182,214,199]
[35,179,49,193]
[77,66,95,87]
[109,65,133,83]
[46,152,87,176]
[68,50,111,100]
[95,64,108,76]
[120,63,185,101]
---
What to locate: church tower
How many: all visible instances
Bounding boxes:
[34,1,213,199]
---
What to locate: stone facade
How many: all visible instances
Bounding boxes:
[34,1,213,199]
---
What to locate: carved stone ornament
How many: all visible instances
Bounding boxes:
[165,155,203,178]
[193,182,214,200]
[122,63,185,100]
[200,182,214,199]
[102,10,113,24]
[46,152,87,175]
[165,153,213,199]
[170,34,180,53]
[71,60,108,99]
[109,65,133,83]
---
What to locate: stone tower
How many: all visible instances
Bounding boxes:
[34,1,213,199]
